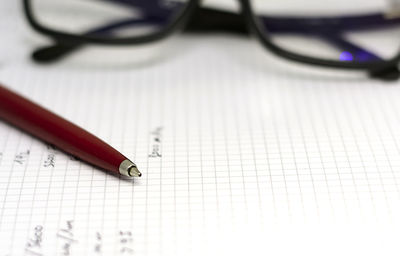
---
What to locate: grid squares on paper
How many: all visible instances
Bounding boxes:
[3,65,400,254]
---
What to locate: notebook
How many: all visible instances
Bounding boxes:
[1,1,400,255]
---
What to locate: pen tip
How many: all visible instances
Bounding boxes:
[119,159,141,177]
[129,166,142,178]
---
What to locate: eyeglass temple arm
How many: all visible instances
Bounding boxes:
[319,34,399,80]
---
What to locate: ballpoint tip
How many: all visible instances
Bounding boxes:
[129,166,142,178]
[119,159,141,178]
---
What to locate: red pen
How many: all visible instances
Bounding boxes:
[0,83,141,178]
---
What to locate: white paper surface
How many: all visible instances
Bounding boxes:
[1,1,400,256]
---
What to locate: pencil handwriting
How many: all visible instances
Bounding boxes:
[14,150,30,165]
[94,232,102,254]
[149,127,163,158]
[57,220,77,256]
[25,225,43,256]
[119,230,134,255]
[43,144,57,168]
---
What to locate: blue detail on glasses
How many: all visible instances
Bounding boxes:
[340,51,354,62]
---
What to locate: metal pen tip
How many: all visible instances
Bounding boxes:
[129,166,142,177]
[119,159,142,178]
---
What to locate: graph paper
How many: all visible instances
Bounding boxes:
[1,1,400,256]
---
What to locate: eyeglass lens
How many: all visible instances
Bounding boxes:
[251,0,400,63]
[31,0,190,38]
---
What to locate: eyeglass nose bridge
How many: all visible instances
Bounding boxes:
[183,5,249,35]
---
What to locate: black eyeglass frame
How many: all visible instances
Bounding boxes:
[23,0,400,75]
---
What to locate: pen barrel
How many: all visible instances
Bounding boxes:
[0,84,126,174]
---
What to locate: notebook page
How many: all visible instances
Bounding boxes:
[1,1,400,256]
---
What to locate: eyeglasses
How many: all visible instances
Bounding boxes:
[23,0,400,80]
